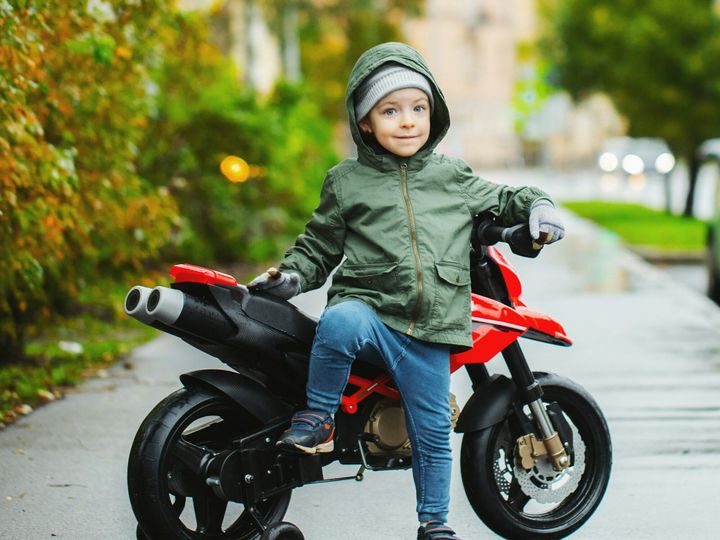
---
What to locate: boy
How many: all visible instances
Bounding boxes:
[249,42,564,540]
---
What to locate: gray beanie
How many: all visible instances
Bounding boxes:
[354,63,434,121]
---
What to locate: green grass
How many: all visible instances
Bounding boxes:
[564,201,709,253]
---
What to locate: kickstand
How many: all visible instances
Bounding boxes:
[246,505,269,533]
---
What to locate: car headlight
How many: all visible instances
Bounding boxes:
[655,152,675,174]
[598,152,618,172]
[622,154,645,175]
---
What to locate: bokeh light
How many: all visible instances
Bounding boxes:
[655,153,675,174]
[598,152,618,173]
[621,154,644,175]
[220,156,250,183]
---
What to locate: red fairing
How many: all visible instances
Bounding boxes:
[515,305,573,346]
[170,264,238,287]
[450,293,528,372]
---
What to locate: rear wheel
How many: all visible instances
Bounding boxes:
[259,522,305,540]
[461,373,611,539]
[128,387,291,539]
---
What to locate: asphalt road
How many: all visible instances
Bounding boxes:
[2,211,720,539]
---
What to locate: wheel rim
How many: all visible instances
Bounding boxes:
[488,395,607,526]
[158,399,284,539]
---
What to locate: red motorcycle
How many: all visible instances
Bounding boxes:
[125,218,611,540]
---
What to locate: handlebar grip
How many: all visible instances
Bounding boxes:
[474,220,543,258]
[475,223,506,246]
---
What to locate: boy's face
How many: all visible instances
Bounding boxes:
[358,88,431,158]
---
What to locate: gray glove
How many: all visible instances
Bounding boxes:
[248,267,301,299]
[528,199,565,244]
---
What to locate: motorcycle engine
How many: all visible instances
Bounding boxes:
[364,398,411,455]
[363,394,460,456]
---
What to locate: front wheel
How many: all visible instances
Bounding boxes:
[128,387,291,539]
[461,373,611,540]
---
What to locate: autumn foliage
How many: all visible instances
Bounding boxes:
[0,1,177,359]
[0,1,343,362]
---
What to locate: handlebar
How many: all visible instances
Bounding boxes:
[473,218,545,258]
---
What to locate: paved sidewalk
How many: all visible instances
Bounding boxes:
[1,211,720,539]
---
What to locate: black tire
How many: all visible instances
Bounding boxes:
[461,373,611,540]
[128,387,292,539]
[260,522,305,540]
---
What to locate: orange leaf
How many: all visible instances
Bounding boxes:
[115,46,132,60]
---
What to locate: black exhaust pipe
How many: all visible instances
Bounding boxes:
[145,286,235,342]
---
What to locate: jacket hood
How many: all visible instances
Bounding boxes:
[345,42,450,169]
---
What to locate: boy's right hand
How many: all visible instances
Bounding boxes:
[528,199,565,245]
[248,268,301,299]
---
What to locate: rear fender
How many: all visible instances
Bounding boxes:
[454,374,516,433]
[180,369,293,424]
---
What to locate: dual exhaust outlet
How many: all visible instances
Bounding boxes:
[124,286,185,326]
[124,285,235,342]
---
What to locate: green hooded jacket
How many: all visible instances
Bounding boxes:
[279,42,550,348]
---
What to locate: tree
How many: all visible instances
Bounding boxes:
[136,11,339,264]
[540,0,720,216]
[0,1,177,362]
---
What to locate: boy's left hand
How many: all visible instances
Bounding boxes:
[529,199,565,244]
[248,268,301,299]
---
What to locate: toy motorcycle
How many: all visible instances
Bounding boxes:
[125,218,611,540]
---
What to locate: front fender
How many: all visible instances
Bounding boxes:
[455,374,516,433]
[180,369,293,424]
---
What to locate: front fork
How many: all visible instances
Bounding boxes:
[467,342,570,471]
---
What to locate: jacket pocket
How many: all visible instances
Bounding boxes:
[339,260,399,285]
[430,260,471,330]
[332,260,410,315]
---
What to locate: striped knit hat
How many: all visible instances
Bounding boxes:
[354,62,434,121]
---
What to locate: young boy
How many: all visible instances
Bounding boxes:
[249,42,564,540]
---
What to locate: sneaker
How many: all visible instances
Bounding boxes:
[276,410,335,454]
[417,521,462,540]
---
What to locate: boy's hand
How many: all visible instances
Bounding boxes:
[248,268,301,299]
[529,199,565,244]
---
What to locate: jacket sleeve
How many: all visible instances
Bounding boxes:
[454,158,551,225]
[278,172,345,292]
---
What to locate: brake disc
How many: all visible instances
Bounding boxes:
[512,423,586,504]
[493,447,514,496]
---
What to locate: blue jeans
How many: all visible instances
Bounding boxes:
[306,300,452,524]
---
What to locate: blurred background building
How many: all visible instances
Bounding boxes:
[179,0,624,169]
[404,0,623,169]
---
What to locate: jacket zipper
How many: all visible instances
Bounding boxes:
[400,162,422,335]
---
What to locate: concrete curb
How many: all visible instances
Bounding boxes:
[627,245,705,265]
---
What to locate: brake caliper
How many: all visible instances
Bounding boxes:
[516,432,570,472]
